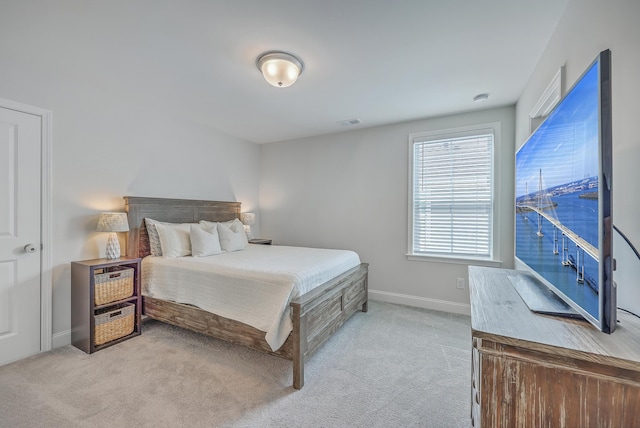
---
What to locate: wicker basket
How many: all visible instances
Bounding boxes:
[94,266,134,305]
[94,303,135,346]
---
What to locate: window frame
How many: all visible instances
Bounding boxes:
[407,122,502,265]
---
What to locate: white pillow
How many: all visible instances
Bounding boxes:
[230,218,249,247]
[201,218,249,247]
[155,223,193,257]
[217,222,247,252]
[190,225,222,257]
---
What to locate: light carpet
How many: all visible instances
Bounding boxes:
[0,301,471,427]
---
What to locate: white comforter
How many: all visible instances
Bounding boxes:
[142,244,361,351]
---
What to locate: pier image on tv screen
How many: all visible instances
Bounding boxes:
[515,61,600,321]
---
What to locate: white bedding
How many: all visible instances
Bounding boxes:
[142,244,361,351]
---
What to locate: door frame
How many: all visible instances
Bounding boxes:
[0,97,52,353]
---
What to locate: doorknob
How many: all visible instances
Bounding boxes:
[24,244,38,253]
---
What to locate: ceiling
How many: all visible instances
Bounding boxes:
[11,0,570,144]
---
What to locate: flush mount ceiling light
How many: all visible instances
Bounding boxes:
[473,93,490,103]
[256,51,304,88]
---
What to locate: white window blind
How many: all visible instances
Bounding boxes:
[411,132,494,259]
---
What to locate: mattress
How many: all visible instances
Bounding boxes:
[142,244,361,351]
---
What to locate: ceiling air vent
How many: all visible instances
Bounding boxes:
[336,118,362,127]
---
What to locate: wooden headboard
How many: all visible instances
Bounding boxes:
[124,196,241,259]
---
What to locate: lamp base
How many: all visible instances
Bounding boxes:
[244,225,253,240]
[105,232,121,260]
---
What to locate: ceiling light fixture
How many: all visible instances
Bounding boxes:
[473,93,490,103]
[256,51,304,88]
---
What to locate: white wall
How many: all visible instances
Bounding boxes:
[0,8,260,346]
[515,0,640,315]
[260,106,515,314]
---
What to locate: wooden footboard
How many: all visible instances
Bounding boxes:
[291,262,368,389]
[142,262,368,389]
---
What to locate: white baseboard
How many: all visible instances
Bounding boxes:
[51,329,71,349]
[369,289,471,316]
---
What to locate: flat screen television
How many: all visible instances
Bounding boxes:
[514,49,615,333]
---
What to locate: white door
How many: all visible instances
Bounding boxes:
[0,106,42,365]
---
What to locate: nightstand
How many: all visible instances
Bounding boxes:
[249,238,272,245]
[71,257,142,353]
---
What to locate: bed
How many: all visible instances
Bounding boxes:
[124,196,369,389]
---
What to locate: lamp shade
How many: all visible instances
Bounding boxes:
[96,212,129,233]
[241,212,256,226]
[256,51,304,88]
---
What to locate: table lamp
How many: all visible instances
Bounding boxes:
[240,212,256,239]
[96,212,129,259]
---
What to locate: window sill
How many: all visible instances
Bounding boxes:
[406,254,503,267]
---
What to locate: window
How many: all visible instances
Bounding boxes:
[409,124,500,261]
[529,67,564,133]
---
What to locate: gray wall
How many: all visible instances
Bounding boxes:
[0,5,260,345]
[516,0,640,315]
[260,107,515,314]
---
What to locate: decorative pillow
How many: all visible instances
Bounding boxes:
[200,218,249,247]
[190,225,222,257]
[217,222,247,252]
[155,222,193,257]
[144,218,165,256]
[230,218,249,247]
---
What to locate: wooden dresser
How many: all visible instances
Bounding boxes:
[469,266,640,428]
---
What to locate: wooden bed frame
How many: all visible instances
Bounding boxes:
[124,196,368,389]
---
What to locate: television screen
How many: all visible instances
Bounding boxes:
[514,49,614,333]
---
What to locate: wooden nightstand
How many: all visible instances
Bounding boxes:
[249,238,272,245]
[71,257,142,353]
